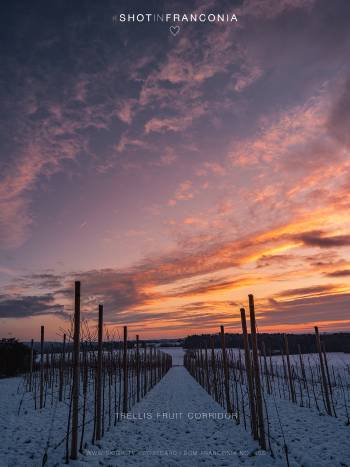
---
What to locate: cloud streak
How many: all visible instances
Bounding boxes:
[0,294,66,319]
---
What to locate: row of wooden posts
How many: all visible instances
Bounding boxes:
[26,281,172,462]
[184,293,336,452]
[184,294,267,448]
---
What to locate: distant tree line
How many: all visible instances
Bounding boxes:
[29,338,183,354]
[0,338,33,377]
[0,337,182,379]
[183,332,350,354]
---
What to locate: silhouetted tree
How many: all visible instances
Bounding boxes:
[183,332,350,353]
[0,338,32,377]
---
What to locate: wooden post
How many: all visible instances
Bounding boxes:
[96,304,103,440]
[298,344,307,388]
[248,294,266,450]
[148,346,151,389]
[262,341,271,395]
[240,308,258,439]
[205,346,210,394]
[199,348,204,387]
[70,281,81,460]
[136,335,140,403]
[29,338,34,392]
[123,326,128,414]
[210,335,218,402]
[220,325,233,414]
[143,343,147,396]
[315,326,332,415]
[40,326,44,409]
[59,333,66,402]
[152,347,156,387]
[322,342,336,416]
[284,335,296,403]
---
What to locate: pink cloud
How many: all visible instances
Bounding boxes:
[150,147,178,167]
[229,92,329,167]
[196,162,227,177]
[144,103,206,134]
[168,180,195,206]
[238,0,316,19]
[0,145,51,248]
[115,134,150,153]
[116,99,136,124]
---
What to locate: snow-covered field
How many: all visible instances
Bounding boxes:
[160,347,185,366]
[186,348,350,467]
[79,365,277,466]
[0,348,349,466]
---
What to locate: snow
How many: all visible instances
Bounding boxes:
[0,349,349,466]
[160,347,185,366]
[191,348,350,466]
[0,376,67,467]
[78,366,279,466]
[265,393,350,467]
[268,351,350,369]
[213,349,350,369]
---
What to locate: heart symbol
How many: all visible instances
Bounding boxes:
[170,25,180,37]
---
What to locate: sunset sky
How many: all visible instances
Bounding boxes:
[1,0,350,340]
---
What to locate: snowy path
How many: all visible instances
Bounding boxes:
[78,366,280,467]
